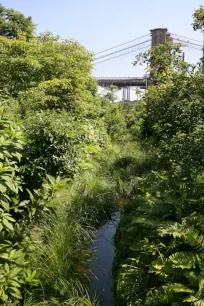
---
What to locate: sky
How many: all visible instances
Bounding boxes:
[2,0,203,98]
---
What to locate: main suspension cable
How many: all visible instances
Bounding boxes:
[95,39,151,61]
[94,45,151,65]
[95,33,150,55]
[170,33,203,43]
[173,38,203,48]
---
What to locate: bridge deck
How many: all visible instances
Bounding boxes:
[95,77,148,87]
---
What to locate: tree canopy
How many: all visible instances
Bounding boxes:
[0,3,35,40]
[193,5,204,32]
[0,34,95,96]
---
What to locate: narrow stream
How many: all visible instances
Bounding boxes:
[90,213,121,306]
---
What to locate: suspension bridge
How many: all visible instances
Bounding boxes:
[93,28,203,102]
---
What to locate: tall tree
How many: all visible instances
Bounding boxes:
[0,3,35,40]
[193,5,204,32]
[192,6,204,69]
[0,33,95,96]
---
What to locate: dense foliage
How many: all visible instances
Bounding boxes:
[1,3,204,306]
[193,5,204,32]
[0,33,94,96]
[113,20,204,306]
[0,4,105,305]
[0,4,143,305]
[0,111,58,304]
[0,4,35,40]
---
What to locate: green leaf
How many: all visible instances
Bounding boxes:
[4,263,9,273]
[5,181,17,193]
[4,215,15,222]
[9,280,21,288]
[9,287,22,299]
[14,152,22,161]
[8,267,22,279]
[2,218,14,231]
[0,253,9,259]
[0,182,7,193]
[2,202,10,212]
[0,196,10,211]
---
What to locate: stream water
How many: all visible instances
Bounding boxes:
[90,213,121,306]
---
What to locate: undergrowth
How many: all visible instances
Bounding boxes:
[26,139,150,305]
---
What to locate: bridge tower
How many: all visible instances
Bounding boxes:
[149,28,172,83]
[150,28,170,47]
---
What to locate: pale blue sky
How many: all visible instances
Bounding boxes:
[2,0,203,77]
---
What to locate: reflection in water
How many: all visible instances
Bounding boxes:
[90,213,120,306]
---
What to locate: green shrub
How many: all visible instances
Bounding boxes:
[0,110,57,305]
[113,39,204,306]
[18,78,100,118]
[121,102,146,138]
[22,110,109,188]
[104,104,127,140]
[114,171,204,305]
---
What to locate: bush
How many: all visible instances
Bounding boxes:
[104,104,127,140]
[22,110,110,188]
[114,171,204,306]
[0,110,56,305]
[113,42,204,306]
[121,102,146,138]
[18,78,100,118]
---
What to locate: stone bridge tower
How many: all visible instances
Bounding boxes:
[150,28,171,47]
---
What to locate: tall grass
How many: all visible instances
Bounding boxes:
[28,140,150,305]
[104,141,153,198]
[24,294,99,306]
[33,208,93,296]
[29,170,116,305]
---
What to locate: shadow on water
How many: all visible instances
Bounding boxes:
[90,212,121,306]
